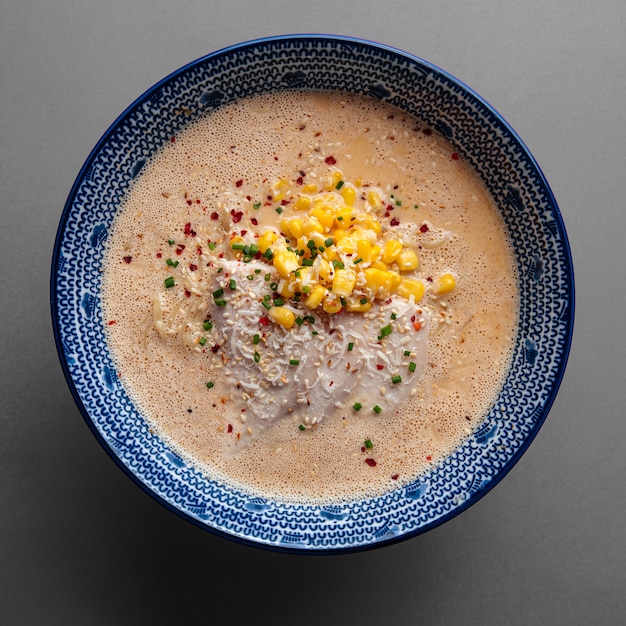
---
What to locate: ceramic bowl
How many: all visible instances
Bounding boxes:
[51,35,574,553]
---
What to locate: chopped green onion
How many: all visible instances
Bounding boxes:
[214,299,227,307]
[404,350,411,357]
[395,200,402,206]
[263,248,274,260]
[199,337,207,346]
[264,272,271,282]
[353,257,363,264]
[206,381,214,389]
[203,320,213,331]
[263,294,271,301]
[229,279,237,290]
[262,300,272,310]
[360,298,368,305]
[212,288,224,299]
[275,207,283,214]
[247,274,254,280]
[302,286,310,294]
[207,242,216,251]
[325,238,334,247]
[216,267,223,273]
[391,312,397,320]
[269,282,278,291]
[364,439,373,449]
[255,269,262,274]
[373,405,382,414]
[164,276,175,288]
[298,424,306,431]
[166,258,179,267]
[337,216,344,221]
[378,324,392,339]
[302,259,313,266]
[306,239,316,250]
[273,298,284,306]
[253,334,260,345]
[231,242,244,251]
[352,402,362,411]
[408,362,417,373]
[340,297,347,306]
[348,342,354,352]
[295,316,304,326]
[335,180,344,190]
[254,351,260,363]
[289,359,300,366]
[253,202,261,210]
[333,260,344,269]
[249,243,259,256]
[167,239,175,245]
[391,375,402,384]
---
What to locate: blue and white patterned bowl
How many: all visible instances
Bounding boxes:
[51,35,574,553]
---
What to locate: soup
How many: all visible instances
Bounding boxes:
[102,90,518,503]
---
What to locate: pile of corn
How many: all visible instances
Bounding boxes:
[231,173,455,328]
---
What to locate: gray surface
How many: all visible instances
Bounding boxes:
[1,0,624,624]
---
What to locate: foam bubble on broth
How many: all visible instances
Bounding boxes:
[102,91,518,504]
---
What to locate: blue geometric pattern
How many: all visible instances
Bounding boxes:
[51,35,574,553]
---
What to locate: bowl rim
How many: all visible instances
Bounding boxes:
[51,33,575,553]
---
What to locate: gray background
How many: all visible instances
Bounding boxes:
[2,0,624,624]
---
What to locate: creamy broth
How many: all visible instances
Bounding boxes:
[102,91,518,503]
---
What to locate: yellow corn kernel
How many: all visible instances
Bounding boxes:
[322,245,337,262]
[257,230,278,254]
[388,270,402,293]
[316,258,333,281]
[396,248,419,271]
[271,179,290,201]
[340,185,356,206]
[357,214,382,235]
[370,243,382,263]
[286,218,303,239]
[301,216,324,236]
[278,279,297,299]
[433,273,456,295]
[331,268,356,296]
[396,278,425,302]
[382,239,403,264]
[337,236,357,255]
[304,285,326,310]
[363,267,388,297]
[333,206,353,229]
[323,295,343,314]
[309,206,334,230]
[268,305,295,329]
[293,195,312,211]
[370,259,388,271]
[350,228,377,243]
[367,190,382,210]
[356,239,372,264]
[345,297,372,313]
[330,171,343,189]
[273,250,300,277]
[332,228,349,244]
[294,266,313,286]
[302,183,317,194]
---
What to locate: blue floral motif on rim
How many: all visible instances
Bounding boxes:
[51,34,574,553]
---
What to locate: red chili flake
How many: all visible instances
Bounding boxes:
[426,455,432,462]
[376,364,384,371]
[184,290,191,298]
[451,152,459,160]
[386,204,394,212]
[240,230,247,236]
[156,252,162,258]
[197,246,203,255]
[211,344,220,353]
[108,320,117,326]
[196,199,201,204]
[259,315,270,326]
[189,264,198,272]
[251,218,258,226]
[365,458,377,467]
[391,474,399,480]
[325,156,337,165]
[361,446,366,453]
[176,244,185,255]
[280,199,290,206]
[235,179,243,188]
[123,256,132,264]
[420,223,429,233]
[296,176,304,185]
[329,380,334,387]
[390,216,400,227]
[210,211,219,220]
[186,199,193,206]
[230,209,243,223]
[170,136,176,142]
[246,195,251,201]
[184,222,192,235]
[227,424,233,433]
[426,276,433,283]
